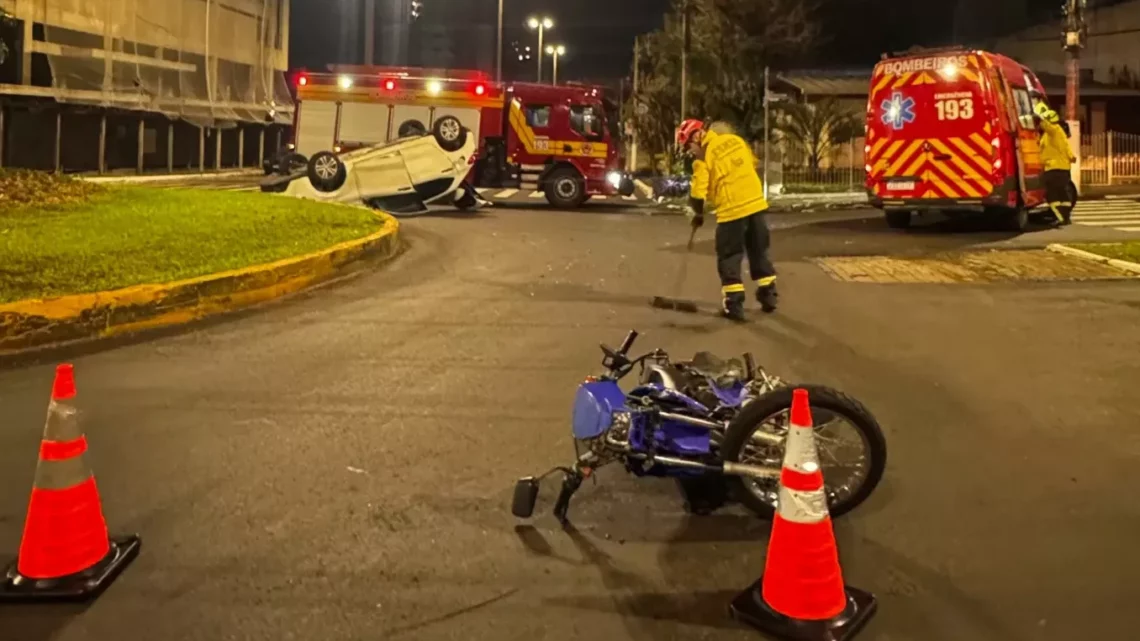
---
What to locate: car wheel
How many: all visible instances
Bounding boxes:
[545,167,586,208]
[884,209,911,229]
[307,151,347,192]
[278,152,308,176]
[398,119,427,138]
[432,116,467,152]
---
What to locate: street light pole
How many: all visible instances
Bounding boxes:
[631,35,640,172]
[364,0,375,65]
[546,45,565,85]
[528,17,554,83]
[496,0,504,81]
[1063,0,1087,123]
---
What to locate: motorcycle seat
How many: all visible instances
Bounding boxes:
[686,352,745,385]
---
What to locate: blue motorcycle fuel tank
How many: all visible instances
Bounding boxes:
[571,380,628,439]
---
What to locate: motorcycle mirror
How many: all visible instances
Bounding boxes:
[512,477,540,518]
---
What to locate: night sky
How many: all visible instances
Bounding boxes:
[289,0,1081,80]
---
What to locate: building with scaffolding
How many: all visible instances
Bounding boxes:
[0,0,294,174]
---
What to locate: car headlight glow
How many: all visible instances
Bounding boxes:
[338,75,354,89]
[606,171,623,189]
[427,79,443,95]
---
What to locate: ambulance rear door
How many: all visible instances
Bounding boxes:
[866,53,999,206]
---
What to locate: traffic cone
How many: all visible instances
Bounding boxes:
[729,387,877,640]
[0,364,141,602]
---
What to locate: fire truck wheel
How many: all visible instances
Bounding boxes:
[545,167,587,208]
[432,116,467,152]
[998,206,1028,232]
[398,120,428,138]
[307,151,347,193]
[884,210,912,229]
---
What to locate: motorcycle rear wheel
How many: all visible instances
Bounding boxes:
[720,385,886,519]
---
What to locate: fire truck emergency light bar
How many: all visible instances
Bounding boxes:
[294,66,492,97]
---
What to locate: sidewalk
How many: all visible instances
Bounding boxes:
[79,168,262,184]
[1080,183,1140,200]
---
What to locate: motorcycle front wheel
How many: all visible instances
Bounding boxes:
[720,385,886,519]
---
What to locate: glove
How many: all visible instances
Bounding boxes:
[684,206,704,228]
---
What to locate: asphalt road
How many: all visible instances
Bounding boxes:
[2,206,1139,640]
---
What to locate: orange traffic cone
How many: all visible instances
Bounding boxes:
[0,364,140,602]
[729,387,876,640]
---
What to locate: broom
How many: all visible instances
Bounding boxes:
[650,226,701,314]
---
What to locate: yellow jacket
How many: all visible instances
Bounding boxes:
[690,130,768,223]
[1039,117,1075,172]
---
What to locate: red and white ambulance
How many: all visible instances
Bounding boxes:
[865,48,1073,231]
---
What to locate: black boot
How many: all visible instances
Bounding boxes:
[722,293,747,322]
[756,284,778,313]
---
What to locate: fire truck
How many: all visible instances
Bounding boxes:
[276,65,635,209]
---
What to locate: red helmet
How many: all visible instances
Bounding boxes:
[675,119,705,147]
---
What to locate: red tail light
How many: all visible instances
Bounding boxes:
[297,74,308,87]
[383,79,397,91]
[474,83,487,96]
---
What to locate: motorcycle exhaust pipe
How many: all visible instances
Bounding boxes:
[659,412,783,447]
[649,455,780,480]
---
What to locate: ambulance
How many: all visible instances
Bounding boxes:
[275,65,635,209]
[865,48,1072,231]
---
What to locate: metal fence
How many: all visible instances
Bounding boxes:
[773,137,866,194]
[1080,131,1140,186]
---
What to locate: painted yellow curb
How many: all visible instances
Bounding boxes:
[0,213,401,355]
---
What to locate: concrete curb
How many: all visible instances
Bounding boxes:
[1046,243,1140,276]
[80,169,262,184]
[0,211,401,356]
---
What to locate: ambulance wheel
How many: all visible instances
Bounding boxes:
[545,167,587,208]
[885,210,912,229]
[398,119,427,138]
[998,206,1028,232]
[307,151,347,193]
[432,116,467,152]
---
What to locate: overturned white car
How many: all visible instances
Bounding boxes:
[260,116,486,214]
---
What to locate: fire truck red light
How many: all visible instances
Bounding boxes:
[475,84,486,96]
[298,76,308,86]
[384,80,396,90]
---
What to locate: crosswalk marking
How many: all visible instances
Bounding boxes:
[493,188,518,198]
[528,191,545,199]
[1071,199,1140,233]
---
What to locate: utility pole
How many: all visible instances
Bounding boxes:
[763,66,770,201]
[364,0,375,65]
[631,36,640,172]
[1062,0,1087,123]
[680,2,691,120]
[496,0,504,81]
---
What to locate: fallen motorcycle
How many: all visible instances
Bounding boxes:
[512,330,886,524]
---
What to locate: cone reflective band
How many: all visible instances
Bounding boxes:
[729,387,877,641]
[1,363,140,603]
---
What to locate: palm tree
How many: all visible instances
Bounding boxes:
[776,97,862,170]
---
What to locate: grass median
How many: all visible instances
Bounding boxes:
[1068,241,1140,265]
[0,173,384,304]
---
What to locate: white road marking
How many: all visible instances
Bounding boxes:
[494,188,518,198]
[528,191,545,198]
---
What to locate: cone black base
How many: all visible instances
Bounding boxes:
[729,577,877,641]
[0,535,141,603]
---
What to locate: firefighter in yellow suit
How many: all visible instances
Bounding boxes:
[676,119,776,321]
[1033,100,1077,226]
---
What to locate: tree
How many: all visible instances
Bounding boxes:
[775,97,863,169]
[626,0,822,173]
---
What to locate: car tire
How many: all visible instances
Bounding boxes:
[307,151,347,193]
[432,116,467,152]
[545,167,587,208]
[884,209,912,229]
[277,152,308,176]
[398,119,427,138]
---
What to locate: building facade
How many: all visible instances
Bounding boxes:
[0,0,293,173]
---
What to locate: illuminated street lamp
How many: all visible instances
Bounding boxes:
[545,44,566,85]
[527,16,554,82]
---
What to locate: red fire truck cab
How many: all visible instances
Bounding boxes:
[281,66,635,209]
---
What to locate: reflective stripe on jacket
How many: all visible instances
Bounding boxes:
[690,130,768,223]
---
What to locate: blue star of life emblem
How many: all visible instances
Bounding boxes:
[880,92,916,130]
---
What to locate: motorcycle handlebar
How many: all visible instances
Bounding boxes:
[618,330,638,355]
